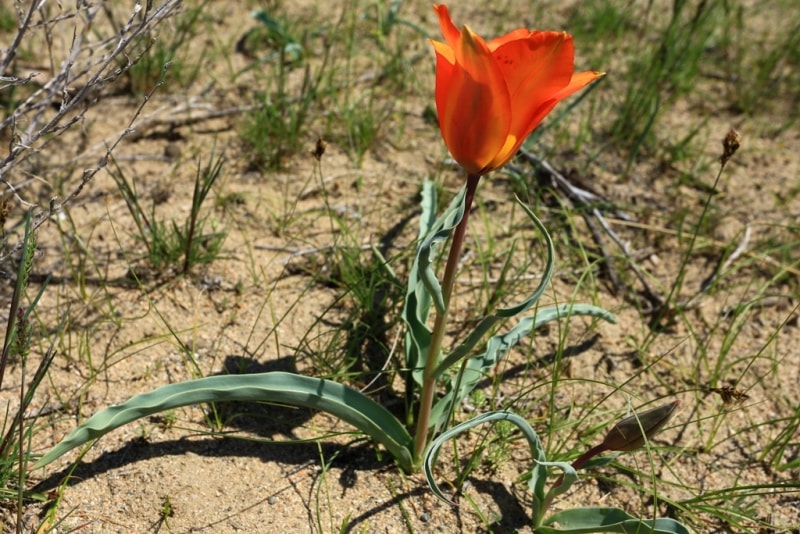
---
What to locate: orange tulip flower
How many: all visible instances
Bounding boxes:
[431,5,603,176]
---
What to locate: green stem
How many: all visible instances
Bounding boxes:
[412,173,481,467]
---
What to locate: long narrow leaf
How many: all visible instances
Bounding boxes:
[403,182,466,386]
[402,180,438,389]
[430,304,616,428]
[539,507,690,534]
[432,198,556,377]
[423,410,547,511]
[427,197,616,426]
[34,372,414,472]
[416,184,468,316]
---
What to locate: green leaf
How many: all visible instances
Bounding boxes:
[431,198,557,378]
[418,179,438,239]
[403,182,466,387]
[427,199,615,428]
[539,507,691,534]
[430,303,616,429]
[423,411,547,510]
[538,459,578,503]
[33,372,414,472]
[417,184,468,316]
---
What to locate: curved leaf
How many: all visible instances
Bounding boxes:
[538,459,578,503]
[539,507,691,534]
[34,372,414,472]
[418,179,438,240]
[430,304,616,428]
[423,411,547,512]
[403,182,467,386]
[432,198,557,378]
[417,184,468,316]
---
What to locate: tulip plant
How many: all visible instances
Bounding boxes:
[34,5,688,532]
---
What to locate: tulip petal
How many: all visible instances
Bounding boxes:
[430,5,601,175]
[486,31,603,170]
[484,98,562,170]
[487,28,533,52]
[552,70,605,101]
[494,32,575,123]
[432,9,511,174]
[484,69,602,171]
[430,38,455,65]
[497,70,603,165]
[433,5,461,50]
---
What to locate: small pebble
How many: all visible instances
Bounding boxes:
[164,142,182,159]
[267,496,278,505]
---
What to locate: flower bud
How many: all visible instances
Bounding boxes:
[601,400,679,452]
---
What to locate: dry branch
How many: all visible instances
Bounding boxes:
[0,0,181,263]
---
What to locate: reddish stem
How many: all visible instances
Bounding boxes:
[412,173,481,466]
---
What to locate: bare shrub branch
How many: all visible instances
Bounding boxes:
[0,0,181,263]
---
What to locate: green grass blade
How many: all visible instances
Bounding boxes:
[33,372,413,472]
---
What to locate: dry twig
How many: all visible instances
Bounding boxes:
[0,0,181,263]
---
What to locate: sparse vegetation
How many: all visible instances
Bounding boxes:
[0,1,798,533]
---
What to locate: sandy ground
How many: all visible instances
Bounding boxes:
[1,1,799,532]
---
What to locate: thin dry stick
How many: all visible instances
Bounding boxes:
[515,149,768,314]
[0,1,178,155]
[605,217,800,278]
[516,149,665,309]
[0,1,182,263]
[0,1,38,77]
[359,326,403,394]
[125,103,261,142]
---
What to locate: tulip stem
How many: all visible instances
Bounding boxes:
[412,172,481,467]
[570,443,608,472]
